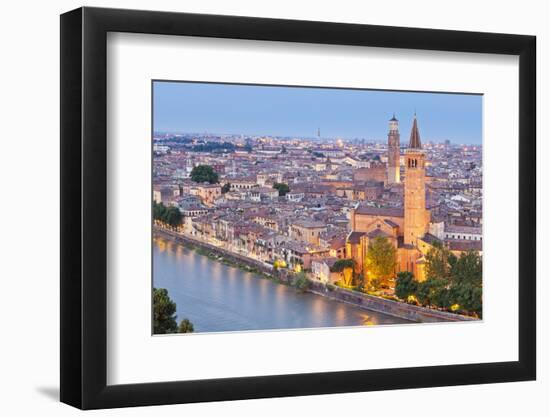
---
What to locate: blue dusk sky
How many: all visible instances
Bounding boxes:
[153,81,482,144]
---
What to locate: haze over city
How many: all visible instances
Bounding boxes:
[153,81,482,144]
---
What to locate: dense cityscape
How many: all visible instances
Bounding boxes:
[152,113,483,328]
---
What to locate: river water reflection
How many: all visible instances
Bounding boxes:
[153,237,411,333]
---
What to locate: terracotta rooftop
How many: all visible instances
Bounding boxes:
[292,220,326,229]
[347,231,366,244]
[367,229,391,239]
[312,257,340,268]
[355,206,404,218]
[384,219,400,228]
[420,233,443,246]
[446,225,482,234]
[447,239,482,252]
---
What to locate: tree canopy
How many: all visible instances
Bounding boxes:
[415,278,450,308]
[395,247,482,317]
[153,288,178,334]
[153,288,195,334]
[330,259,355,272]
[187,141,234,153]
[449,251,482,314]
[330,259,356,286]
[425,241,451,280]
[449,250,482,286]
[273,182,290,196]
[190,165,219,184]
[221,182,231,194]
[365,236,397,287]
[178,318,195,333]
[292,271,309,291]
[394,271,417,300]
[153,201,182,227]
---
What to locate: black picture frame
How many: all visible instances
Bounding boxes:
[60,6,536,410]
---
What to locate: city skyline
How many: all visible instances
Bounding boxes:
[153,81,483,144]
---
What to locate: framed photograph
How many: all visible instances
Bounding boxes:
[60,6,536,409]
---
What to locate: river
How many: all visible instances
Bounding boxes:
[153,237,411,333]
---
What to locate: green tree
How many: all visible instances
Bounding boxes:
[450,251,482,287]
[153,288,178,334]
[448,252,458,271]
[448,251,482,316]
[330,259,355,272]
[415,278,447,307]
[292,271,309,291]
[190,165,219,184]
[178,318,195,333]
[431,285,453,309]
[451,284,482,316]
[221,182,231,193]
[395,271,418,300]
[425,241,452,280]
[273,182,290,196]
[330,259,355,286]
[365,236,397,287]
[153,201,182,228]
[164,206,182,228]
[395,246,483,316]
[153,201,168,221]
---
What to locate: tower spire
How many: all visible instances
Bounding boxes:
[409,114,422,149]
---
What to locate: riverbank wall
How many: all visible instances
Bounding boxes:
[308,280,477,323]
[155,227,476,324]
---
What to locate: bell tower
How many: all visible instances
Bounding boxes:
[387,114,400,184]
[404,114,429,245]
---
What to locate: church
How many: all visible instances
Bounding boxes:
[346,114,437,283]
